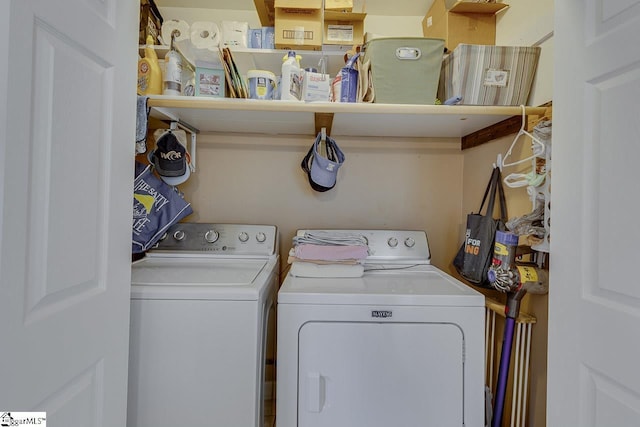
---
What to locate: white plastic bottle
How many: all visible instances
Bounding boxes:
[163,31,183,96]
[280,51,302,101]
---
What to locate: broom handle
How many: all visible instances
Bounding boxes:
[492,316,516,427]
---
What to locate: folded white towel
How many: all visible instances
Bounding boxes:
[289,261,364,278]
[293,231,368,247]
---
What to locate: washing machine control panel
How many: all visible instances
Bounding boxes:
[152,223,277,256]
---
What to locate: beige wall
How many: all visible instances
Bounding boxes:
[172,133,463,275]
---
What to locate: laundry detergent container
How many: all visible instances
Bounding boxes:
[438,44,542,106]
[362,37,445,104]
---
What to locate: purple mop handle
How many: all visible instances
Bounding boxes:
[492,316,516,427]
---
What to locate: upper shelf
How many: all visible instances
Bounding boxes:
[147,95,547,138]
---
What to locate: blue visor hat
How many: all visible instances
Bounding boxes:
[301,133,345,192]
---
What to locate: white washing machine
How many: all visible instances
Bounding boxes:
[276,229,485,427]
[128,223,278,427]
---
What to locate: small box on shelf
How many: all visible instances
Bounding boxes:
[323,11,366,46]
[274,0,323,50]
[422,0,509,52]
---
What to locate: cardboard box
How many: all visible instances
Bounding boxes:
[421,0,508,52]
[323,11,366,46]
[325,0,352,11]
[275,0,323,50]
[438,44,541,105]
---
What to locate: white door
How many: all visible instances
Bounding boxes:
[548,1,640,425]
[298,322,464,427]
[0,0,137,425]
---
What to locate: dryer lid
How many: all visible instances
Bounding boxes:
[278,265,484,306]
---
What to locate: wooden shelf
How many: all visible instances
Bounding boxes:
[147,95,547,138]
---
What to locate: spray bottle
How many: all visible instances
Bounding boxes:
[280,51,302,101]
[137,35,162,95]
[163,30,183,96]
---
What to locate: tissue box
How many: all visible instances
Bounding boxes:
[249,29,263,48]
[302,71,331,102]
[262,27,275,49]
[438,44,541,105]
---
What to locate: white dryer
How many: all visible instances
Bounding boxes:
[128,223,278,427]
[276,229,485,427]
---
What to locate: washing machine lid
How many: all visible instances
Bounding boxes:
[278,265,484,306]
[131,257,276,300]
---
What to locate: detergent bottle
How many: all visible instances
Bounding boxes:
[280,51,302,101]
[138,35,162,95]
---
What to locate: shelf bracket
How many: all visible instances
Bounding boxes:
[461,102,552,150]
[151,106,200,172]
[314,112,334,137]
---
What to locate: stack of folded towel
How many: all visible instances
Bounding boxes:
[288,231,370,278]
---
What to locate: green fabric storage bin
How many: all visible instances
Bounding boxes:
[362,37,445,104]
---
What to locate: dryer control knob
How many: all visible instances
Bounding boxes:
[256,232,267,243]
[173,230,185,241]
[204,230,219,243]
[387,237,398,248]
[239,232,249,243]
[404,237,416,248]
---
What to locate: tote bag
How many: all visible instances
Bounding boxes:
[453,167,507,288]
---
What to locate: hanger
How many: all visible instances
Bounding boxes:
[500,105,545,170]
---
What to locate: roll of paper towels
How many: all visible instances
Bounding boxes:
[190,21,220,50]
[161,19,190,45]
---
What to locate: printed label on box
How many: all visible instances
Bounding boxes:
[196,68,225,97]
[302,72,331,101]
[283,26,311,44]
[483,69,509,87]
[327,24,354,42]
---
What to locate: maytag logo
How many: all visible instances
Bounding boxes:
[372,310,392,319]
